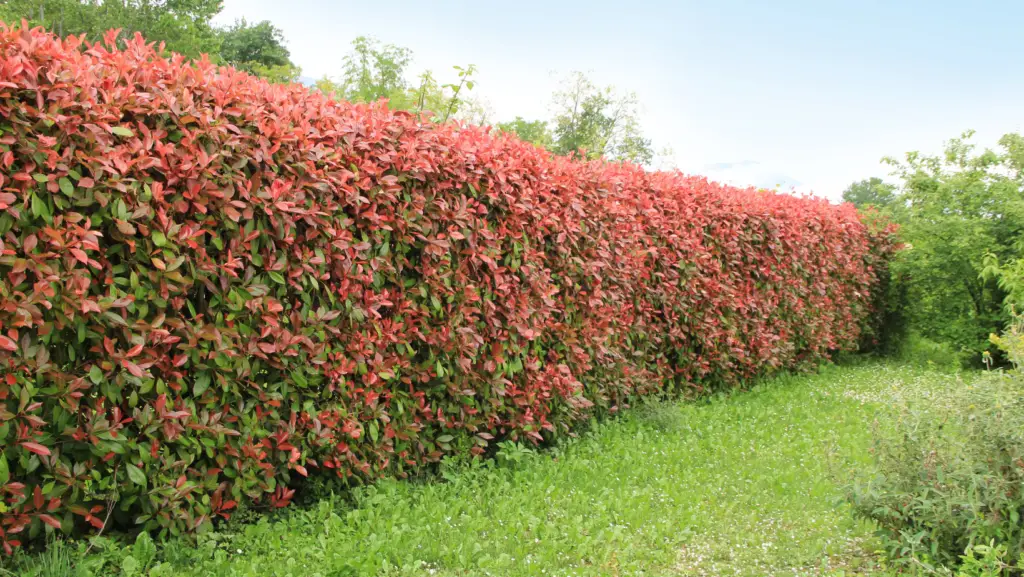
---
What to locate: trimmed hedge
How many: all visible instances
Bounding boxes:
[0,24,896,551]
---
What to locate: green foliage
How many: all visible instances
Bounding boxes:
[14,363,918,576]
[846,363,1024,574]
[0,0,222,57]
[329,35,413,103]
[315,36,483,121]
[495,117,553,148]
[550,71,654,164]
[14,536,74,577]
[493,73,658,164]
[957,542,1023,577]
[856,210,905,356]
[895,332,964,372]
[217,18,299,83]
[0,2,301,83]
[871,131,1024,363]
[491,73,657,163]
[842,177,897,209]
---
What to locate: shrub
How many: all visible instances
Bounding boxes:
[0,23,894,551]
[846,366,1024,574]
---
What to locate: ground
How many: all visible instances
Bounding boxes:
[17,362,964,577]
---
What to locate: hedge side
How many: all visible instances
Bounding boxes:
[0,25,897,551]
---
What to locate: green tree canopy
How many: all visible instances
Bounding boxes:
[550,72,653,164]
[494,73,654,164]
[842,177,896,208]
[883,131,1024,361]
[316,36,483,122]
[217,18,298,82]
[495,117,553,148]
[0,0,223,58]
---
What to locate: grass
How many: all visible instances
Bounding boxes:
[13,362,966,577]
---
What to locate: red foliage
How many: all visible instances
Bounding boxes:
[0,23,895,549]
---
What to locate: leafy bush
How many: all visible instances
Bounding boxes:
[881,131,1024,364]
[896,332,965,372]
[847,367,1024,574]
[0,23,894,552]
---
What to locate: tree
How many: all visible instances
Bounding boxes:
[413,64,481,123]
[495,117,553,148]
[549,71,653,164]
[884,130,1024,362]
[322,35,413,105]
[0,0,223,58]
[842,177,896,208]
[218,18,299,82]
[317,36,483,122]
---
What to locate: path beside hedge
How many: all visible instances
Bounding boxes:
[82,362,927,577]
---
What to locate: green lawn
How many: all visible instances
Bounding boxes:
[18,362,961,577]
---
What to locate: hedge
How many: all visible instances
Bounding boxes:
[0,24,898,551]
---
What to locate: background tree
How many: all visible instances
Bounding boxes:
[317,36,483,122]
[495,117,553,148]
[0,0,223,58]
[841,177,896,209]
[878,131,1024,362]
[320,35,413,105]
[549,71,653,164]
[217,18,299,83]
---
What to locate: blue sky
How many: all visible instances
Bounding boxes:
[216,0,1024,200]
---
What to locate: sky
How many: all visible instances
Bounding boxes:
[215,0,1024,200]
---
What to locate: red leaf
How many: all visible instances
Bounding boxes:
[0,336,16,352]
[37,514,61,529]
[121,359,144,377]
[20,442,50,456]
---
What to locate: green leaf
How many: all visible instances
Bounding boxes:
[369,422,379,443]
[102,311,129,327]
[193,373,211,397]
[132,531,156,567]
[126,463,146,487]
[32,174,48,183]
[58,177,74,196]
[111,126,134,137]
[121,556,140,577]
[89,365,104,385]
[269,271,285,284]
[30,194,49,219]
[0,453,8,485]
[437,435,454,443]
[152,231,167,247]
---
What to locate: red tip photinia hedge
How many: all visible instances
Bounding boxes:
[0,24,896,550]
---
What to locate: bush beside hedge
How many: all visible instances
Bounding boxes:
[0,24,896,551]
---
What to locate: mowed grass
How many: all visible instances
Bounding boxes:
[19,362,944,577]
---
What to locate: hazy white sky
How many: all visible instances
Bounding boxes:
[215,0,1024,200]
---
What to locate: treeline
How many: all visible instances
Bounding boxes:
[1,0,660,164]
[843,131,1024,365]
[0,0,298,80]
